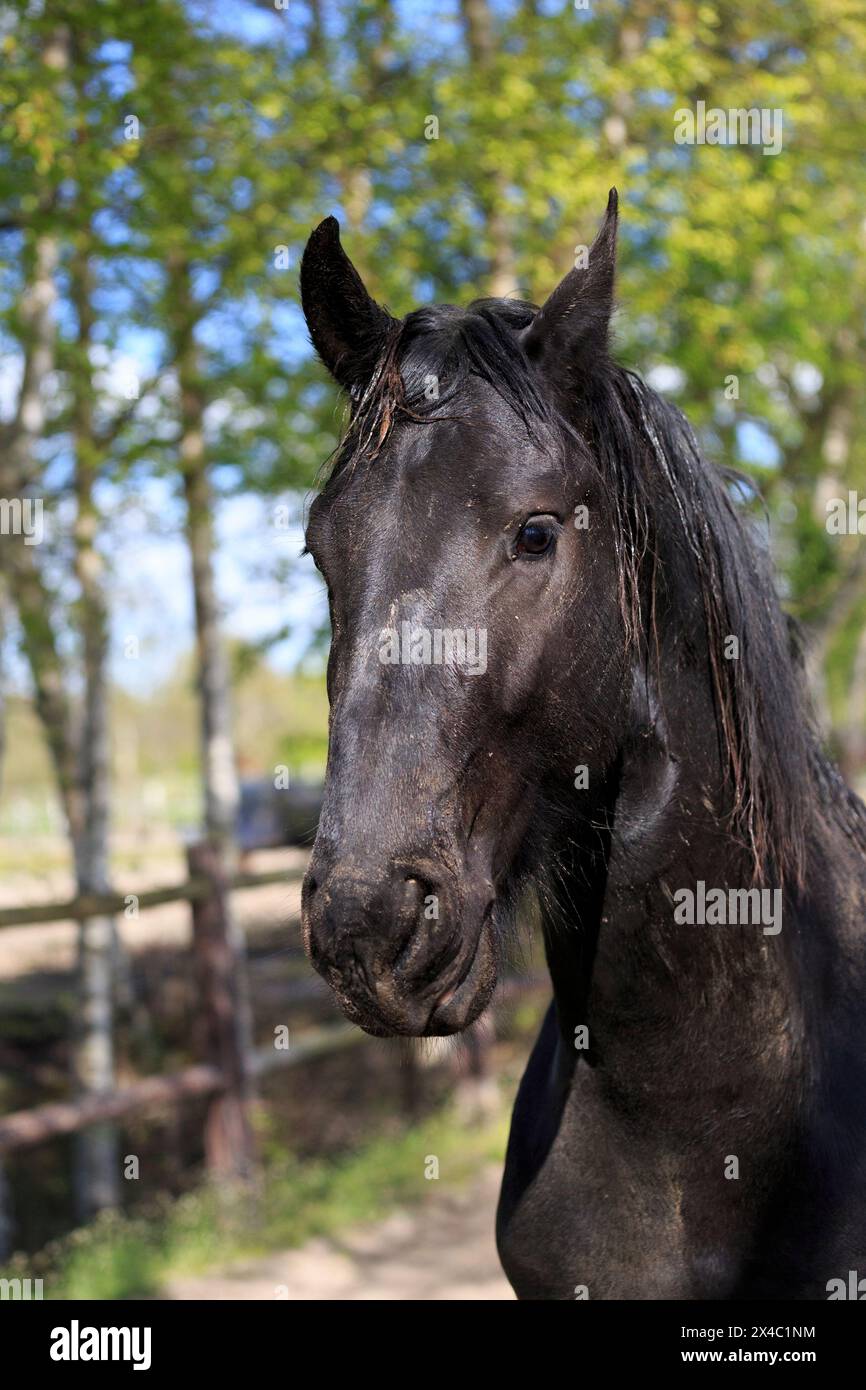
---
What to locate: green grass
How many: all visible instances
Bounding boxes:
[1,1101,510,1300]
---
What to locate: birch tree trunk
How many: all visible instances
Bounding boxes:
[839,621,866,786]
[173,298,240,856]
[458,0,519,298]
[0,19,122,1221]
[168,256,253,1084]
[0,227,85,842]
[0,228,85,846]
[805,382,859,733]
[70,242,120,1219]
[164,252,238,854]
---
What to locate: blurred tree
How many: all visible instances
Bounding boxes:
[0,3,125,1220]
[293,0,866,756]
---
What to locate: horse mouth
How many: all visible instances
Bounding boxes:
[329,906,498,1038]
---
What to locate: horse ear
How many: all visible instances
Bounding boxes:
[300,217,397,393]
[521,189,618,375]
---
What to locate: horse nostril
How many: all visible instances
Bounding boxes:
[388,870,437,956]
[398,874,428,921]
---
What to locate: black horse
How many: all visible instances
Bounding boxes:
[299,192,866,1300]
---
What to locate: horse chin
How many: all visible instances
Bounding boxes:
[333,914,498,1038]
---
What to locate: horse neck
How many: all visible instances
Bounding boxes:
[538,656,806,1099]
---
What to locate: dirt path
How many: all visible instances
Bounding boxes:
[162,1166,513,1301]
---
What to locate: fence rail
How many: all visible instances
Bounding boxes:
[0,865,303,930]
[0,845,331,1178]
[0,842,543,1258]
[0,1066,224,1153]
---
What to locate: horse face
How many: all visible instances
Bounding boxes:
[299,203,627,1036]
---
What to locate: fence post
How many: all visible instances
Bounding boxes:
[187,840,256,1183]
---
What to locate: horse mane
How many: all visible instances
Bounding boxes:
[585,364,812,886]
[324,298,554,478]
[320,296,866,888]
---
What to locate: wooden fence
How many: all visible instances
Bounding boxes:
[0,842,370,1240]
[0,842,542,1258]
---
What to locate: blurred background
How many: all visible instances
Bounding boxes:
[0,0,864,1299]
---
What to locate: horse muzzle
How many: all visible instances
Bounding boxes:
[301,857,498,1036]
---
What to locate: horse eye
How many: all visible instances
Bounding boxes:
[514,519,556,558]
